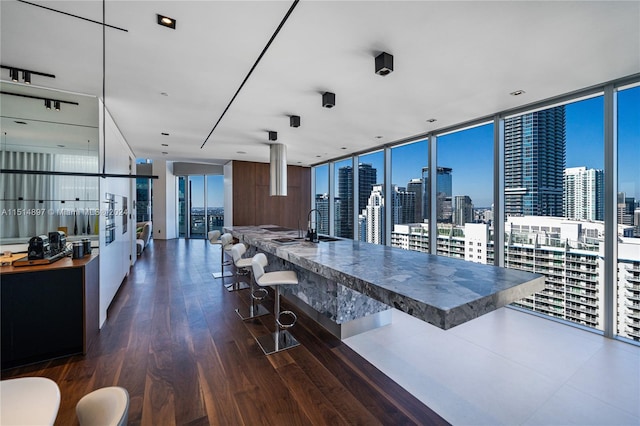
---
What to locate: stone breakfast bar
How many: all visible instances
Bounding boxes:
[226,225,545,338]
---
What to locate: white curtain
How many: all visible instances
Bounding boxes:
[1,151,99,240]
[1,151,55,239]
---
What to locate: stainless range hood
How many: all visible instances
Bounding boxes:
[269,143,287,196]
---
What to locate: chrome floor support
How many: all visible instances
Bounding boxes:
[236,285,269,320]
[255,285,299,355]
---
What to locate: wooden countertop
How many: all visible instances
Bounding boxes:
[0,252,99,274]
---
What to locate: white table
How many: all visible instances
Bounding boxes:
[0,377,60,425]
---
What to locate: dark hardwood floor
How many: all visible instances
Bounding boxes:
[2,238,449,425]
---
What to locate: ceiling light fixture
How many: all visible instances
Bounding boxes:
[290,115,300,128]
[268,131,278,141]
[375,52,394,76]
[510,90,525,96]
[426,118,437,123]
[161,132,170,136]
[322,92,335,108]
[1,65,56,83]
[54,101,61,111]
[157,14,176,29]
[161,143,168,147]
[14,120,27,125]
[44,99,52,109]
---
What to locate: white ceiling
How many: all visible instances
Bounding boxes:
[1,0,639,167]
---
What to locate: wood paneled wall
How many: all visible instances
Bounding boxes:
[232,161,311,229]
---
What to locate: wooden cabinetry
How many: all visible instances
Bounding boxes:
[1,254,99,369]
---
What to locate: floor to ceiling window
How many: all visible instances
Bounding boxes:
[390,140,429,251]
[508,96,605,332]
[314,164,329,234]
[334,158,353,239]
[177,174,224,239]
[436,124,494,261]
[616,84,640,342]
[310,75,639,345]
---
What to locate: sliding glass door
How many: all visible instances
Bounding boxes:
[178,175,224,239]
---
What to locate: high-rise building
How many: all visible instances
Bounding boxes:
[454,195,474,226]
[563,166,604,221]
[395,186,416,224]
[421,166,453,222]
[406,178,423,222]
[504,106,566,217]
[315,193,330,234]
[337,163,377,239]
[365,184,385,244]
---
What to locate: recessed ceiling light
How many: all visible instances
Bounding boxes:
[236,151,246,154]
[157,14,176,29]
[14,121,27,125]
[160,92,168,97]
[161,132,169,136]
[57,144,65,147]
[510,90,525,96]
[162,151,168,155]
[316,155,321,158]
[161,143,168,147]
[341,147,347,150]
[375,136,383,139]
[426,118,437,123]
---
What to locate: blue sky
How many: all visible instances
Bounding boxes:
[318,86,639,208]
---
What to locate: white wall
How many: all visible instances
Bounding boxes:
[152,160,177,240]
[98,102,136,327]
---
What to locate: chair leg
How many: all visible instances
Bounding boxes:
[224,265,250,291]
[255,286,299,355]
[235,272,269,320]
[212,246,233,279]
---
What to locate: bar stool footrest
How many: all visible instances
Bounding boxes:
[276,310,297,329]
[212,271,234,279]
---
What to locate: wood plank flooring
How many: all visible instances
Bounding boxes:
[1,238,449,425]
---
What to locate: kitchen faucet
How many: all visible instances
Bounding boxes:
[306,209,322,243]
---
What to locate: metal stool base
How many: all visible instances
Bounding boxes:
[225,281,250,292]
[212,271,234,279]
[235,303,270,320]
[255,330,299,355]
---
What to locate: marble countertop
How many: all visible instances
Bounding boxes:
[227,225,545,329]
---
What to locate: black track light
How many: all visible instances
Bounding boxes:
[268,131,277,141]
[290,115,300,128]
[54,100,61,111]
[322,92,335,108]
[375,52,393,76]
[22,71,31,84]
[10,68,19,82]
[45,99,51,109]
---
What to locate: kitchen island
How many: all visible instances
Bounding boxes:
[227,225,545,337]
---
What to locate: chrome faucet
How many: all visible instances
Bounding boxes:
[306,208,322,243]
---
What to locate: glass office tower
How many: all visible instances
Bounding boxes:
[504,106,566,217]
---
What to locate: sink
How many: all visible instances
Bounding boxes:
[317,235,340,242]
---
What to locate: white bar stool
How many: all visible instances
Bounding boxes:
[226,243,251,292]
[212,232,234,279]
[231,244,270,318]
[251,253,300,355]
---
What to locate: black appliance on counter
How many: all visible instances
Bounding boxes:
[28,235,51,260]
[48,231,67,255]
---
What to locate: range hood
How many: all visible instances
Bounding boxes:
[269,143,287,196]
